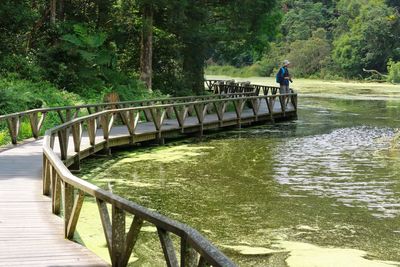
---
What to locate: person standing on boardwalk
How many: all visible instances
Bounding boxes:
[276,59,292,95]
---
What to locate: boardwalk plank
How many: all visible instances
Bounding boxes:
[0,141,109,266]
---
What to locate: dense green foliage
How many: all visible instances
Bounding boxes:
[0,77,81,114]
[0,77,83,145]
[0,0,280,99]
[207,0,400,82]
[387,60,400,83]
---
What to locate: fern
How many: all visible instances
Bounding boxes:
[61,24,111,66]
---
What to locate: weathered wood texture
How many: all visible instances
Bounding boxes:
[0,93,255,145]
[205,79,283,96]
[0,141,108,267]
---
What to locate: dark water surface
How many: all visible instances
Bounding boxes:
[81,97,400,266]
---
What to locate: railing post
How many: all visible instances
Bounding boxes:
[95,106,103,129]
[292,93,297,110]
[42,155,51,196]
[232,99,245,128]
[158,228,179,267]
[150,107,166,144]
[266,96,275,123]
[52,172,61,215]
[112,206,125,267]
[142,102,153,122]
[213,101,226,127]
[87,118,97,147]
[71,123,82,153]
[124,110,139,144]
[163,103,174,119]
[6,116,20,144]
[100,113,113,155]
[70,123,82,171]
[97,199,113,259]
[57,128,69,161]
[173,106,188,133]
[63,182,74,238]
[194,103,207,136]
[181,238,198,267]
[119,216,143,267]
[251,98,260,121]
[66,190,85,239]
[30,112,46,139]
[70,156,81,173]
[57,109,69,123]
[50,133,56,149]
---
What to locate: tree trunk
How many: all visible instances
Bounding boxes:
[140,4,153,91]
[183,40,205,95]
[50,0,56,25]
[58,0,65,21]
[362,68,388,78]
[181,2,206,95]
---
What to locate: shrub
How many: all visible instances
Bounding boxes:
[286,29,331,77]
[0,54,44,82]
[0,77,82,114]
[387,60,400,84]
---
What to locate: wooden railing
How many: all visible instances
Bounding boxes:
[0,93,256,145]
[205,79,285,96]
[213,84,256,95]
[204,79,232,91]
[42,93,297,267]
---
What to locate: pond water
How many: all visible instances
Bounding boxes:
[80,96,400,266]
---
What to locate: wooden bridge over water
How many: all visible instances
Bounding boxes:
[0,83,297,266]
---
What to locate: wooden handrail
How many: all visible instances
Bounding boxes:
[204,79,284,96]
[42,93,297,266]
[0,93,256,144]
[0,93,259,120]
[47,95,294,132]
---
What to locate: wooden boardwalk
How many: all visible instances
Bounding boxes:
[0,93,296,266]
[0,140,108,266]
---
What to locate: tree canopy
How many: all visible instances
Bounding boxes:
[0,0,281,96]
[210,0,400,81]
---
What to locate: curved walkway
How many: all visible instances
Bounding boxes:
[0,139,108,266]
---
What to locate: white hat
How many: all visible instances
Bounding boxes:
[283,60,290,66]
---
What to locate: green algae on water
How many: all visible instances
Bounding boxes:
[116,145,214,164]
[275,241,400,267]
[78,81,400,266]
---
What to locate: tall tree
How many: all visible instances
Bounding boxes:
[332,0,400,76]
[180,1,207,94]
[204,0,281,67]
[50,0,56,25]
[139,2,154,90]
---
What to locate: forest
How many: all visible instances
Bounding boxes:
[208,0,400,82]
[0,0,278,113]
[1,0,400,115]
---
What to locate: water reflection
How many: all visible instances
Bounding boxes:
[273,126,400,218]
